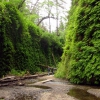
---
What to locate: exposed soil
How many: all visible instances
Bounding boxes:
[0,75,100,100]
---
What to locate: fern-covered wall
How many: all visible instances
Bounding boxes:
[56,0,100,85]
[0,2,62,77]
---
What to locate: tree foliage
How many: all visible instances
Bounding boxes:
[26,0,70,33]
[0,2,62,77]
[56,0,100,85]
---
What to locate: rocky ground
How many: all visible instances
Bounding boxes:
[0,75,100,100]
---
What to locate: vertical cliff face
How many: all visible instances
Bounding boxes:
[0,2,62,77]
[56,0,100,85]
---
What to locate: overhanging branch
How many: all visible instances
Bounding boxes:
[37,16,56,26]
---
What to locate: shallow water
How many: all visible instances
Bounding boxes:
[27,85,51,89]
[2,77,100,100]
[0,98,4,100]
[68,88,100,100]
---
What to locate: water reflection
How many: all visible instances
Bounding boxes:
[68,88,100,100]
[27,85,51,89]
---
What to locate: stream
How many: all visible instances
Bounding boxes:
[0,75,100,100]
[68,87,100,100]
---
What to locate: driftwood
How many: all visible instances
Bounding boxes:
[0,73,48,87]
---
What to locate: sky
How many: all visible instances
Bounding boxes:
[29,0,72,31]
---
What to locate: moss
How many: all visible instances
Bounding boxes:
[56,0,100,85]
[0,2,62,77]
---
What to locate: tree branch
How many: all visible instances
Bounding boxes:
[18,0,26,9]
[37,16,56,26]
[32,0,40,10]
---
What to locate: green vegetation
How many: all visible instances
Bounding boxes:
[0,2,63,77]
[56,0,100,85]
[9,69,26,76]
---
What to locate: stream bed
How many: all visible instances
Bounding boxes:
[0,75,100,100]
[45,80,100,100]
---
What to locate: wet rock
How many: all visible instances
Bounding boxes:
[87,89,100,98]
[17,82,24,86]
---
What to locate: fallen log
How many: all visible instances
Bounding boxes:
[0,73,48,87]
